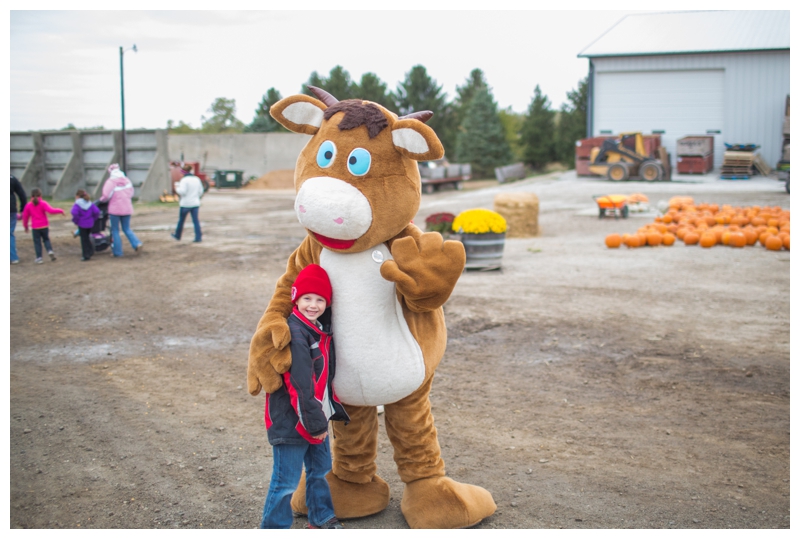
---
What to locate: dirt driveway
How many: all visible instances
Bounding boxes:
[9,171,790,529]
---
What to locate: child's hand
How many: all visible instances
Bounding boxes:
[312,432,328,441]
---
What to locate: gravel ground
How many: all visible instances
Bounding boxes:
[9,170,790,529]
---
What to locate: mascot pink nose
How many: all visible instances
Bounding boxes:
[299,205,307,213]
[334,217,344,224]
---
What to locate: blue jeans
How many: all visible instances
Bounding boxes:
[174,206,201,241]
[11,213,18,262]
[260,439,335,529]
[109,214,141,257]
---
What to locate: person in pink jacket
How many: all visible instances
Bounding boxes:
[21,188,65,264]
[99,163,143,257]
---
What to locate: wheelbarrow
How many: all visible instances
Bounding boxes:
[593,194,629,219]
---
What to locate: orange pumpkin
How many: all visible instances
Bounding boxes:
[729,232,746,248]
[684,231,700,245]
[721,230,732,245]
[783,235,790,251]
[605,234,622,248]
[765,235,783,251]
[625,235,642,248]
[700,233,717,248]
[662,233,676,246]
[647,232,663,246]
[743,228,758,246]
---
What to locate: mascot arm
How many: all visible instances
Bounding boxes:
[381,224,466,313]
[247,237,319,396]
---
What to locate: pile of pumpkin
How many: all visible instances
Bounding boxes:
[605,196,789,251]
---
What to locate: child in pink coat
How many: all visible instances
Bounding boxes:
[21,188,65,263]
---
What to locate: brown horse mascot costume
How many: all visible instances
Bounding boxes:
[247,87,496,529]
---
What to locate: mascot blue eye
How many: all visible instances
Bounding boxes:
[316,140,336,168]
[347,148,371,176]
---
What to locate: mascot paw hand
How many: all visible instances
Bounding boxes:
[247,356,283,395]
[381,233,466,303]
[264,315,291,350]
[268,345,293,375]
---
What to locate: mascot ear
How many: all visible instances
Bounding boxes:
[391,119,445,161]
[270,95,326,135]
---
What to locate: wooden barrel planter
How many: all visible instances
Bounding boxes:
[460,232,506,270]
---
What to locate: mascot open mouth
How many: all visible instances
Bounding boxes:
[312,232,356,250]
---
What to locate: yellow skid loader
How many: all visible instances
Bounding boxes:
[589,132,666,181]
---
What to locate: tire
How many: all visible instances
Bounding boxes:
[786,174,790,194]
[622,205,629,218]
[422,183,435,194]
[599,208,606,219]
[641,161,664,182]
[607,163,629,181]
[454,181,463,191]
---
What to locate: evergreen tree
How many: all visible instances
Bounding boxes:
[393,65,455,158]
[324,65,357,100]
[300,71,325,95]
[245,87,286,133]
[455,86,513,178]
[451,68,488,147]
[498,107,525,161]
[553,77,588,166]
[200,97,245,133]
[520,85,555,169]
[301,66,357,100]
[355,72,394,109]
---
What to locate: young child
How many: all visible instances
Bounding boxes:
[260,264,349,529]
[71,189,100,261]
[22,188,65,264]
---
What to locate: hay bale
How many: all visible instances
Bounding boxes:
[244,169,295,190]
[494,192,539,238]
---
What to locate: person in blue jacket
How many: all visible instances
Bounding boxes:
[259,264,349,529]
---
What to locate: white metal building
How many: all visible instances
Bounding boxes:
[578,10,789,170]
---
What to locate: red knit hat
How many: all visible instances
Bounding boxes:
[291,264,332,306]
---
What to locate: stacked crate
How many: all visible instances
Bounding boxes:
[720,150,755,179]
[676,136,714,174]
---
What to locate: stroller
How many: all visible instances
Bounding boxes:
[90,200,112,252]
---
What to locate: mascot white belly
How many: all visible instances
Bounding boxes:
[320,243,425,406]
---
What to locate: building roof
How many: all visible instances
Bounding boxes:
[578,10,789,58]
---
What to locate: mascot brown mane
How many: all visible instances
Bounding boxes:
[247,87,496,528]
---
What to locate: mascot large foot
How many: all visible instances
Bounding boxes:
[401,476,496,529]
[291,472,390,519]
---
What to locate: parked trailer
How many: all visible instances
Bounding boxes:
[419,160,471,194]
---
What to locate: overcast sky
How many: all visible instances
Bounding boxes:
[9,9,652,132]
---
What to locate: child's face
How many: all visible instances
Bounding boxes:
[296,293,327,323]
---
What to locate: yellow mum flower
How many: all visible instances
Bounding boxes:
[451,209,507,234]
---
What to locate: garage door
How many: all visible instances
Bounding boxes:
[594,69,725,170]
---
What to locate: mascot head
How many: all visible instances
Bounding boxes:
[270,87,444,253]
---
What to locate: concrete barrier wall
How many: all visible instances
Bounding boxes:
[167,133,310,180]
[10,129,170,202]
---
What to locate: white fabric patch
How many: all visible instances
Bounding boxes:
[392,128,430,155]
[283,102,324,128]
[321,244,426,406]
[294,177,373,240]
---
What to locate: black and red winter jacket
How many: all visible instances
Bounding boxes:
[264,307,349,445]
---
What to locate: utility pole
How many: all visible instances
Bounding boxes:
[119,44,137,173]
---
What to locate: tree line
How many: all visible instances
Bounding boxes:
[167,65,588,178]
